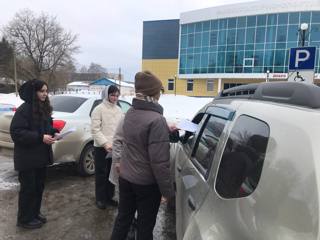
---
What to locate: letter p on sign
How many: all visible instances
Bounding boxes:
[295,50,310,68]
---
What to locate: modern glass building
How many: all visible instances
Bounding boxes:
[179,11,320,75]
[142,0,320,96]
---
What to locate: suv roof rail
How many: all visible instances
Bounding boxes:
[216,82,320,109]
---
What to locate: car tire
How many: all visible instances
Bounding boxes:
[78,143,95,176]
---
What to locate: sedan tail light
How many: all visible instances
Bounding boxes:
[53,120,66,132]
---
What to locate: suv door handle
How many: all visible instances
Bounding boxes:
[177,164,182,172]
[187,196,196,211]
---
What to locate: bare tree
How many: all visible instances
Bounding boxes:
[0,37,34,81]
[0,37,13,78]
[79,65,88,73]
[48,60,77,90]
[2,9,79,85]
[87,62,107,74]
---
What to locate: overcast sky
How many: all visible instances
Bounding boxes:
[0,0,252,82]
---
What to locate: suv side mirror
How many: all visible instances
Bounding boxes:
[169,129,180,143]
[180,131,195,144]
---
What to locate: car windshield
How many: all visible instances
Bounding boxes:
[51,96,87,113]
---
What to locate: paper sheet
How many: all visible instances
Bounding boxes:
[55,127,76,140]
[176,119,199,133]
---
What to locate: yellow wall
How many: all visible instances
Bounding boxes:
[142,59,178,94]
[142,59,270,96]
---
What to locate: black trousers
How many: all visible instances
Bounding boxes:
[110,177,161,240]
[17,167,46,223]
[94,147,115,203]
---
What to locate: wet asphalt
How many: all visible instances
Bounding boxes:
[0,151,176,240]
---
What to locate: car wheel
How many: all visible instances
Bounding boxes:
[78,143,95,176]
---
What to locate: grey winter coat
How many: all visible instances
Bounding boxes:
[120,98,173,198]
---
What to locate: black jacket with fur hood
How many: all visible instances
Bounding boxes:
[10,80,58,171]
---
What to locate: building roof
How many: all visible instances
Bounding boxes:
[67,81,89,86]
[90,78,134,88]
[90,78,119,86]
[180,0,320,24]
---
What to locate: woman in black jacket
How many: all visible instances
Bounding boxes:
[10,79,58,229]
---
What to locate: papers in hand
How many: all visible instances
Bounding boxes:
[176,119,199,133]
[54,128,76,140]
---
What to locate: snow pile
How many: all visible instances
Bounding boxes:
[159,94,212,124]
[120,94,212,124]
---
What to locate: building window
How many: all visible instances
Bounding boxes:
[187,79,194,91]
[207,80,214,91]
[168,79,174,91]
[215,115,269,199]
[243,58,254,67]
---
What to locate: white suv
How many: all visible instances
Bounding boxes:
[173,82,320,240]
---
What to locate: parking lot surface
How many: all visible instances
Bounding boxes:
[0,152,176,240]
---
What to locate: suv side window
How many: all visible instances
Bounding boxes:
[183,113,207,155]
[215,115,269,199]
[191,116,227,178]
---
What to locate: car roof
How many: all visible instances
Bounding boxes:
[51,93,132,104]
[51,94,100,100]
[215,82,320,109]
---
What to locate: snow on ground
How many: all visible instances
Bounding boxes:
[159,94,212,124]
[0,154,18,191]
[120,94,212,124]
[0,178,19,190]
[0,92,213,123]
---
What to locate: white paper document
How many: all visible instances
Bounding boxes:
[176,119,199,133]
[55,127,76,140]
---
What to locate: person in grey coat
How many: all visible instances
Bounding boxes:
[110,71,174,240]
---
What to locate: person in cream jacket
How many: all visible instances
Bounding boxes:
[91,85,123,209]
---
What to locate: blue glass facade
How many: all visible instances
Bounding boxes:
[143,19,180,59]
[179,11,320,75]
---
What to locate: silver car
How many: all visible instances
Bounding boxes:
[173,82,320,240]
[0,94,131,176]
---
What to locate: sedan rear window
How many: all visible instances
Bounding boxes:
[51,96,87,113]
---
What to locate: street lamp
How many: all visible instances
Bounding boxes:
[174,75,177,96]
[299,23,309,47]
[266,70,270,82]
[295,23,309,81]
[12,42,18,96]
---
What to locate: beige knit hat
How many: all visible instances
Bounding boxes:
[134,71,163,96]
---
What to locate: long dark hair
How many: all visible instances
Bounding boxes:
[32,80,52,123]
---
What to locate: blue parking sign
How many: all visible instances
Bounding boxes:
[289,47,316,71]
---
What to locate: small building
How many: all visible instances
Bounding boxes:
[66,81,89,91]
[90,78,134,95]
